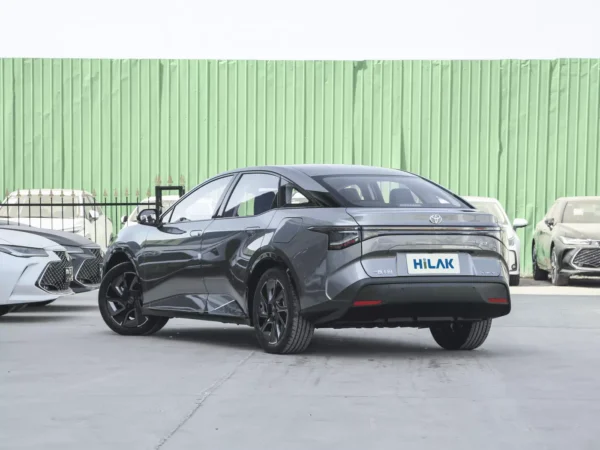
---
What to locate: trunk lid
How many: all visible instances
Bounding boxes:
[345,207,498,228]
[345,207,508,278]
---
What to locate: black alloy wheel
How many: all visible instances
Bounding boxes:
[98,262,168,336]
[257,278,289,345]
[252,268,314,354]
[107,272,147,328]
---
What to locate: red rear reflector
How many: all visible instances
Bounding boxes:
[488,298,508,304]
[353,300,382,307]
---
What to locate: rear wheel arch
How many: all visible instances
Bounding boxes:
[247,254,299,325]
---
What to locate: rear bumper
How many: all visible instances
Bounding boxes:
[302,276,511,328]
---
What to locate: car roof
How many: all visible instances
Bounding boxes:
[220,164,413,178]
[556,196,600,202]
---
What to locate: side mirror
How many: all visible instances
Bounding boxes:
[120,215,128,224]
[88,210,100,221]
[137,208,158,226]
[545,217,555,228]
[513,218,528,229]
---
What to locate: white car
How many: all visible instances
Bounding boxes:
[0,189,113,249]
[0,229,74,316]
[463,196,528,285]
[120,195,180,228]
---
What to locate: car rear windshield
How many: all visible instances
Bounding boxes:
[562,200,600,224]
[314,174,466,208]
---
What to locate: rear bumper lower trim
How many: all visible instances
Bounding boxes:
[303,276,510,327]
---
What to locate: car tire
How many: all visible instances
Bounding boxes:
[509,274,520,286]
[550,247,569,286]
[430,319,492,350]
[252,267,314,354]
[532,242,548,281]
[98,262,169,336]
[0,305,14,317]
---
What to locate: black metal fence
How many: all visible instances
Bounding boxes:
[0,186,184,248]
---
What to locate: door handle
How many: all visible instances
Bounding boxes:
[190,230,203,237]
[245,226,260,234]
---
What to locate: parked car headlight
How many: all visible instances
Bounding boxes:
[64,246,84,254]
[560,237,591,245]
[560,237,592,245]
[0,245,48,258]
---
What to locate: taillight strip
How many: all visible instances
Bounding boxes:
[361,226,501,232]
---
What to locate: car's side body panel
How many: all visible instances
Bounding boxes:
[199,213,277,317]
[138,220,212,311]
[102,165,512,329]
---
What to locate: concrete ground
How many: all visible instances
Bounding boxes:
[1,282,599,450]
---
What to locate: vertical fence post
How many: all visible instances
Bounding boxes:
[27,190,32,227]
[60,189,65,233]
[16,190,21,226]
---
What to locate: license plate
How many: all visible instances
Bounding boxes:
[406,253,460,275]
[65,267,74,283]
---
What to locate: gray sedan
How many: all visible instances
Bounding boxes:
[532,196,600,285]
[99,165,511,354]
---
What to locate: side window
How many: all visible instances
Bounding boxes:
[83,196,96,218]
[89,197,103,215]
[280,181,314,207]
[169,176,233,223]
[223,174,280,217]
[546,201,559,221]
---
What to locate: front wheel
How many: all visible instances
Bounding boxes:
[532,243,548,281]
[98,262,169,336]
[252,268,314,354]
[430,319,492,350]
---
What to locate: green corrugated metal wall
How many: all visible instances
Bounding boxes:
[1,59,600,274]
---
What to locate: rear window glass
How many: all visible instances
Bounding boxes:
[314,174,466,208]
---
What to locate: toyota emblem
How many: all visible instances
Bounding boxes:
[429,214,443,225]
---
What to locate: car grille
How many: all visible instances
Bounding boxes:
[38,251,71,292]
[572,248,600,269]
[75,248,103,285]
